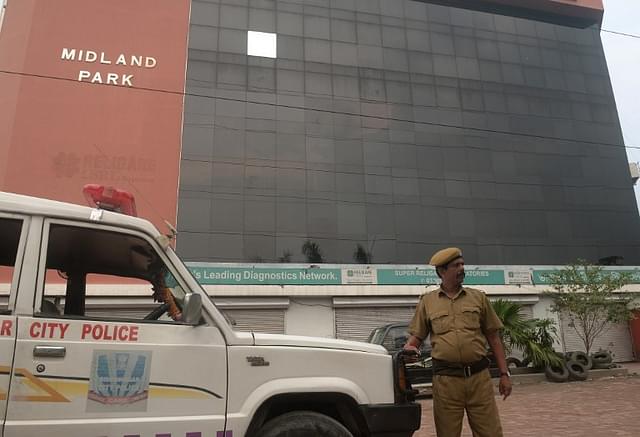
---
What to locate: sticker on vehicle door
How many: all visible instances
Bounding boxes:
[87,350,151,412]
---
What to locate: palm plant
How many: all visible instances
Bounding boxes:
[302,240,324,263]
[525,318,563,368]
[491,299,563,369]
[353,244,372,264]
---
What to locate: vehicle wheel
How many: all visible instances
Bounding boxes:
[257,411,353,437]
[545,363,569,383]
[591,351,612,365]
[506,357,523,368]
[568,351,593,370]
[565,359,588,381]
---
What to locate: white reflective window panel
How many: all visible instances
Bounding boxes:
[247,31,277,58]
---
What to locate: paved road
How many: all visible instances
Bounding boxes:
[414,375,640,436]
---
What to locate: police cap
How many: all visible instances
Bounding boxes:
[429,247,462,267]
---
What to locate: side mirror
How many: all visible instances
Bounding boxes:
[182,293,203,325]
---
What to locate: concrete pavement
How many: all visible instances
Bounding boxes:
[414,366,640,436]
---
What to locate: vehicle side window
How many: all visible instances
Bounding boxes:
[39,223,189,324]
[384,326,410,350]
[0,217,23,314]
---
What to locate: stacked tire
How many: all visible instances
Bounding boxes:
[591,350,614,369]
[565,352,589,382]
[544,361,570,382]
[544,351,592,383]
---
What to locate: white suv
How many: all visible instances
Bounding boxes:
[0,189,421,437]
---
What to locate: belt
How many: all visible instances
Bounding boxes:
[432,357,490,377]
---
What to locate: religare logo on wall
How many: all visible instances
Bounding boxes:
[60,48,157,87]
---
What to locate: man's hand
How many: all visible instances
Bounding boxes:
[499,374,512,400]
[403,344,420,354]
[402,345,420,363]
[402,336,422,363]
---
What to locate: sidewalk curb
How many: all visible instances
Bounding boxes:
[413,366,632,397]
[508,367,629,385]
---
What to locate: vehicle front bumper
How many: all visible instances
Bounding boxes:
[359,402,421,437]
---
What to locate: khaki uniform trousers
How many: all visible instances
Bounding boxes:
[432,369,503,437]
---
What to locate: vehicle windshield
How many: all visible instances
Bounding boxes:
[160,269,187,315]
[368,327,385,344]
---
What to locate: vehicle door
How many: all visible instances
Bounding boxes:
[5,219,228,437]
[0,214,28,436]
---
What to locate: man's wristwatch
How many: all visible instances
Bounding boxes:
[500,371,511,378]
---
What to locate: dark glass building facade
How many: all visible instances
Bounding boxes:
[177,0,640,265]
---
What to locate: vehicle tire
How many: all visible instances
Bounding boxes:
[545,363,569,383]
[565,359,588,381]
[568,351,593,370]
[257,411,353,437]
[592,361,612,370]
[506,357,523,368]
[591,351,612,365]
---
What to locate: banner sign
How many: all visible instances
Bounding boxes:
[375,268,505,285]
[188,264,504,286]
[531,270,557,285]
[504,269,533,285]
[532,268,640,285]
[187,264,640,286]
[342,268,377,285]
[189,266,342,285]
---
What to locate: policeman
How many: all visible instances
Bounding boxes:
[404,247,511,437]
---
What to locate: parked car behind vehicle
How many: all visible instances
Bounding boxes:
[368,322,505,385]
[367,323,433,385]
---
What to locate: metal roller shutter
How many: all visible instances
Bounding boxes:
[560,312,633,362]
[508,304,535,360]
[519,304,534,320]
[222,308,285,334]
[335,306,417,343]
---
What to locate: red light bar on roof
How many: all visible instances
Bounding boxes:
[82,184,138,217]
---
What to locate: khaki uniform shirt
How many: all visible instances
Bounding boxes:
[408,286,503,364]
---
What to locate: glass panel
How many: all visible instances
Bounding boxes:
[383,325,410,350]
[247,31,277,58]
[40,224,190,323]
[367,327,384,343]
[0,217,22,313]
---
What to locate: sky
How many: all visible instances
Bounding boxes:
[601,0,640,212]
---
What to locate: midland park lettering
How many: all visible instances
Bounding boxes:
[60,48,157,87]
